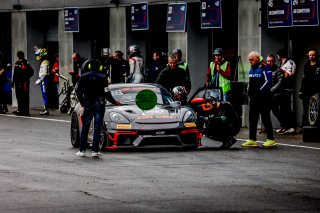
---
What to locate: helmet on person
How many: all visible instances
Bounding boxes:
[172,86,187,102]
[127,45,140,57]
[212,48,224,55]
[81,59,103,74]
[34,47,48,61]
[172,48,182,56]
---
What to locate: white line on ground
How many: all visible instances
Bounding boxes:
[0,114,70,123]
[237,138,320,150]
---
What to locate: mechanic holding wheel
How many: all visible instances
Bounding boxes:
[75,59,120,158]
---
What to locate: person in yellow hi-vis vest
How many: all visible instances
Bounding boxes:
[205,48,231,101]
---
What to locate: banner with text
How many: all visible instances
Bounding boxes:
[64,8,79,32]
[293,0,319,26]
[201,0,222,29]
[131,2,149,31]
[166,3,187,32]
[267,0,293,28]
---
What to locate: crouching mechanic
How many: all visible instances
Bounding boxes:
[75,59,120,157]
[202,96,241,149]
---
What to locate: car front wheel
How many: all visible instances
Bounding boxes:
[70,112,80,148]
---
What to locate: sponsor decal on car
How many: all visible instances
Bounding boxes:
[116,124,132,129]
[184,122,197,127]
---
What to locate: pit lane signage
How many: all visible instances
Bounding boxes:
[131,2,149,31]
[64,7,79,32]
[292,0,319,26]
[166,3,187,32]
[201,0,222,29]
[267,0,293,28]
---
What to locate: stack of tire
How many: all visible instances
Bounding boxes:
[303,93,320,142]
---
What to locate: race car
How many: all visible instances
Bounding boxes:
[70,83,200,150]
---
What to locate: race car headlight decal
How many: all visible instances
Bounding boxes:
[109,112,130,123]
[183,110,197,122]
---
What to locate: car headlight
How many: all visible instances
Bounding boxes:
[183,110,197,122]
[109,112,130,123]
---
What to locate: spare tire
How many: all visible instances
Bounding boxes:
[308,93,320,126]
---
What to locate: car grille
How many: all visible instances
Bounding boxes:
[139,137,181,146]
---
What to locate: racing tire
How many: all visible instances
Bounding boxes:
[98,124,107,151]
[308,93,320,126]
[70,112,80,148]
[303,126,320,142]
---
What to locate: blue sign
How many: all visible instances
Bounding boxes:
[131,2,149,31]
[201,0,222,29]
[267,0,293,28]
[293,0,319,26]
[64,8,79,32]
[166,3,187,32]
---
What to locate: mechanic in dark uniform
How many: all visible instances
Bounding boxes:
[155,54,191,94]
[203,96,241,149]
[75,59,120,157]
[241,51,275,148]
[12,51,34,116]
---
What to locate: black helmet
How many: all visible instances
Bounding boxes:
[172,48,182,56]
[213,48,224,55]
[81,59,102,74]
[127,45,140,57]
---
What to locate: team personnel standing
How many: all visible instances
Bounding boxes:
[276,49,297,134]
[75,59,120,158]
[241,51,276,147]
[205,48,231,101]
[145,51,166,83]
[155,54,191,94]
[299,48,320,126]
[127,45,144,83]
[267,54,284,132]
[69,53,83,86]
[172,49,191,88]
[12,51,34,116]
[106,50,129,84]
[34,47,50,115]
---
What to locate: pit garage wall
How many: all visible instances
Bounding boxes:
[238,0,261,128]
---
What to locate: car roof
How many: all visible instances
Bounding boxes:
[108,83,163,90]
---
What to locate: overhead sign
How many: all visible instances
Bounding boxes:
[293,0,319,26]
[131,2,149,31]
[166,3,187,32]
[267,0,293,28]
[201,0,222,29]
[64,8,79,32]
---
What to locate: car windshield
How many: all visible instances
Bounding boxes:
[194,88,223,101]
[107,86,174,105]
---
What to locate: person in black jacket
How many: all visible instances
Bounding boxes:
[75,59,120,158]
[299,48,320,126]
[203,96,241,149]
[155,54,191,94]
[12,51,34,116]
[267,54,284,133]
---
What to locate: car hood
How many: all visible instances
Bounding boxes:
[108,105,183,124]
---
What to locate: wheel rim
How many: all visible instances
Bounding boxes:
[308,96,319,126]
[71,113,79,145]
[98,125,106,150]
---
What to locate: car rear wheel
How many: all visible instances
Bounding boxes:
[308,93,320,126]
[70,112,80,148]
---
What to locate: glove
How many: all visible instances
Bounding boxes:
[35,79,41,85]
[220,116,227,122]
